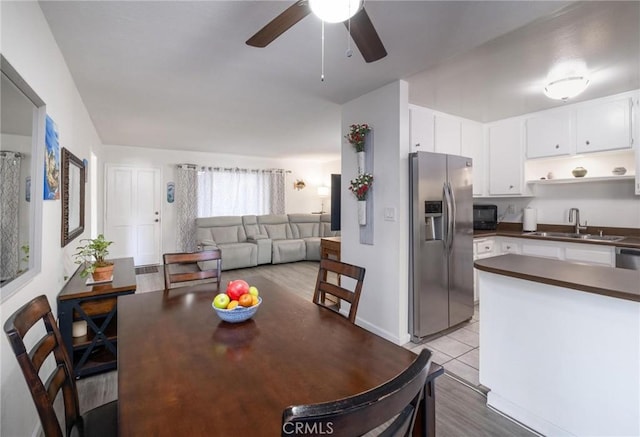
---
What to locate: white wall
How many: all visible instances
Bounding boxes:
[341,80,411,345]
[1,2,102,436]
[99,144,336,255]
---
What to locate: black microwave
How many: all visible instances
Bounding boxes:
[473,205,498,230]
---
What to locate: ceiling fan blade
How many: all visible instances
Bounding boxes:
[345,7,387,63]
[246,0,312,48]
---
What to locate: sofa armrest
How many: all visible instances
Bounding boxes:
[248,237,272,265]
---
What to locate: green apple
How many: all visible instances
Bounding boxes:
[249,286,259,297]
[213,293,230,309]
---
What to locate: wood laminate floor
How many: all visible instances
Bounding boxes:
[73,261,535,437]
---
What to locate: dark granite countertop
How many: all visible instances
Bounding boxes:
[473,224,640,249]
[474,254,640,302]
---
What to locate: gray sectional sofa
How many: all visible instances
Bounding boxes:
[195,214,338,271]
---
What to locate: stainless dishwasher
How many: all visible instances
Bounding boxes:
[615,247,640,270]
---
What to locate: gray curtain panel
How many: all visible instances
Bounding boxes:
[176,166,198,251]
[269,170,285,214]
[0,152,22,281]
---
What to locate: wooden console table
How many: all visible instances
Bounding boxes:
[320,236,341,261]
[57,257,136,378]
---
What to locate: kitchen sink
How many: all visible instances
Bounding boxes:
[524,231,625,242]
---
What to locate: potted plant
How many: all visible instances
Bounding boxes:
[73,234,114,280]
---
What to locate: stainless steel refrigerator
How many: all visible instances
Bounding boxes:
[409,151,474,342]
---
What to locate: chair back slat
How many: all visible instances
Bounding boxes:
[163,249,222,292]
[282,349,432,437]
[169,270,218,284]
[313,259,365,323]
[3,295,80,437]
[317,282,353,303]
[30,332,57,373]
[45,365,68,406]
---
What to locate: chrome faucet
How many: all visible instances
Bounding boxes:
[568,208,588,234]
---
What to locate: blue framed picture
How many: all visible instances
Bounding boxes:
[44,115,60,200]
[167,182,175,203]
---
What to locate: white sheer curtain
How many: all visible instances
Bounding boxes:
[197,167,286,217]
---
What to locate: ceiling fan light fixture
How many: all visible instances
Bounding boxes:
[309,0,362,23]
[544,76,590,100]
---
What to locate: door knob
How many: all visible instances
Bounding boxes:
[155,219,159,222]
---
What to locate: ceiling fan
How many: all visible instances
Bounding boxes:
[246,0,387,63]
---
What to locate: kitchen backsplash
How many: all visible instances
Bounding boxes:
[481,183,639,229]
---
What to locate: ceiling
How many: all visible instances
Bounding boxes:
[37,1,639,161]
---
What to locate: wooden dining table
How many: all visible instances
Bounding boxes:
[117,276,443,436]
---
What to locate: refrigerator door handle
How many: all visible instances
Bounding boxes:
[448,182,456,252]
[443,182,453,251]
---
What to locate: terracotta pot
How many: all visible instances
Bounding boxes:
[92,263,114,282]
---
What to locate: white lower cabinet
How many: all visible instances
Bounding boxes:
[565,245,615,266]
[500,238,521,254]
[473,237,496,303]
[521,241,563,259]
[492,236,615,267]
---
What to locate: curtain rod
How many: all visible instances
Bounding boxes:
[177,164,291,174]
[0,151,22,158]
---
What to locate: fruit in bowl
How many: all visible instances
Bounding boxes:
[211,281,261,323]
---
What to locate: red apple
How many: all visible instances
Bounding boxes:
[226,280,250,301]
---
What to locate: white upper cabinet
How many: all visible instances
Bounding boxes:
[409,105,434,152]
[488,119,523,195]
[525,111,572,158]
[461,120,485,196]
[576,97,631,153]
[434,114,461,155]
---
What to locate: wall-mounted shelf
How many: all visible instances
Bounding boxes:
[527,175,634,185]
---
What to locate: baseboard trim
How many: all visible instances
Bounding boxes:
[487,391,571,437]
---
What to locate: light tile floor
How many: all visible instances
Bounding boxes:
[403,304,481,388]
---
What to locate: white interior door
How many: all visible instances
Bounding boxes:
[105,165,161,266]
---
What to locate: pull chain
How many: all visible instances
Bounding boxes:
[321,20,325,82]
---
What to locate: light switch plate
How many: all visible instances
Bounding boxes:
[384,207,396,221]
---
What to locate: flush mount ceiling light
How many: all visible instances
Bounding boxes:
[543,60,590,100]
[544,76,590,100]
[309,0,363,23]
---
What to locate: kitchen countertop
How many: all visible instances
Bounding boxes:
[473,227,640,249]
[474,254,640,302]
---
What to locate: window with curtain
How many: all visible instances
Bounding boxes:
[197,167,285,217]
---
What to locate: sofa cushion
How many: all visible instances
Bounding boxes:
[211,226,244,244]
[217,242,258,271]
[321,223,339,237]
[292,222,318,238]
[263,223,288,240]
[242,215,261,239]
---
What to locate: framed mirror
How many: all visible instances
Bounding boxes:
[61,147,85,247]
[1,55,45,301]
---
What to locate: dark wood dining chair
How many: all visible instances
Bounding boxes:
[282,349,433,437]
[163,249,222,292]
[313,258,365,323]
[3,295,117,437]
